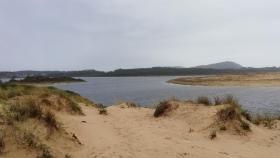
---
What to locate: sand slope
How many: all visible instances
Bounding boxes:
[59,102,280,158]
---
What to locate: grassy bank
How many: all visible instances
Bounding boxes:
[0,83,95,157]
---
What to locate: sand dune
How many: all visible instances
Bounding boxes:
[59,102,280,158]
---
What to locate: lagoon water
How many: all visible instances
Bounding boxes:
[48,77,279,115]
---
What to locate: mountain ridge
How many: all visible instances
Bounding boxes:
[194,61,243,70]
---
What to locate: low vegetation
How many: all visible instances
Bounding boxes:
[214,97,223,105]
[0,83,94,157]
[251,115,279,129]
[196,96,212,105]
[154,101,178,117]
[43,110,59,130]
[95,103,108,115]
[125,102,138,108]
[99,108,108,115]
[8,76,85,84]
[21,131,54,158]
[215,96,251,133]
[209,131,217,140]
[0,130,4,154]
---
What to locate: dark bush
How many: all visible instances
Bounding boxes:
[217,106,239,121]
[99,108,107,115]
[241,122,250,131]
[154,101,172,117]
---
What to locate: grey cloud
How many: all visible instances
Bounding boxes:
[0,0,280,71]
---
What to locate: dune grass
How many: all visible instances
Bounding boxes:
[0,130,4,154]
[154,101,179,117]
[0,83,92,157]
[196,96,212,105]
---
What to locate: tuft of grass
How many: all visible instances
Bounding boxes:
[67,99,83,115]
[209,131,217,140]
[222,95,253,122]
[1,84,89,115]
[196,96,212,106]
[43,111,59,130]
[17,130,55,158]
[65,154,72,158]
[23,132,37,148]
[0,130,5,154]
[214,97,223,105]
[99,108,107,115]
[240,110,252,121]
[95,103,105,109]
[7,99,43,121]
[126,102,138,108]
[41,99,52,107]
[154,101,174,117]
[241,121,250,131]
[252,115,277,129]
[223,95,240,108]
[219,126,226,131]
[37,144,54,158]
[216,100,251,133]
[217,105,240,121]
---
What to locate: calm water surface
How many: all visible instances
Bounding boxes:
[51,77,280,115]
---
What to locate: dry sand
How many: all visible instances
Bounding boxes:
[168,72,280,87]
[58,102,280,158]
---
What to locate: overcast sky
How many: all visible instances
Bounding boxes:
[0,0,280,71]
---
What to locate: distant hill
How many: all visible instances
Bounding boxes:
[1,65,280,78]
[195,61,243,70]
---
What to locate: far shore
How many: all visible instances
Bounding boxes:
[168,72,280,87]
[7,76,85,85]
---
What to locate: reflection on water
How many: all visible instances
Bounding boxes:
[35,77,280,115]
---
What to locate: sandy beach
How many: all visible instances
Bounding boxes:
[59,102,280,158]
